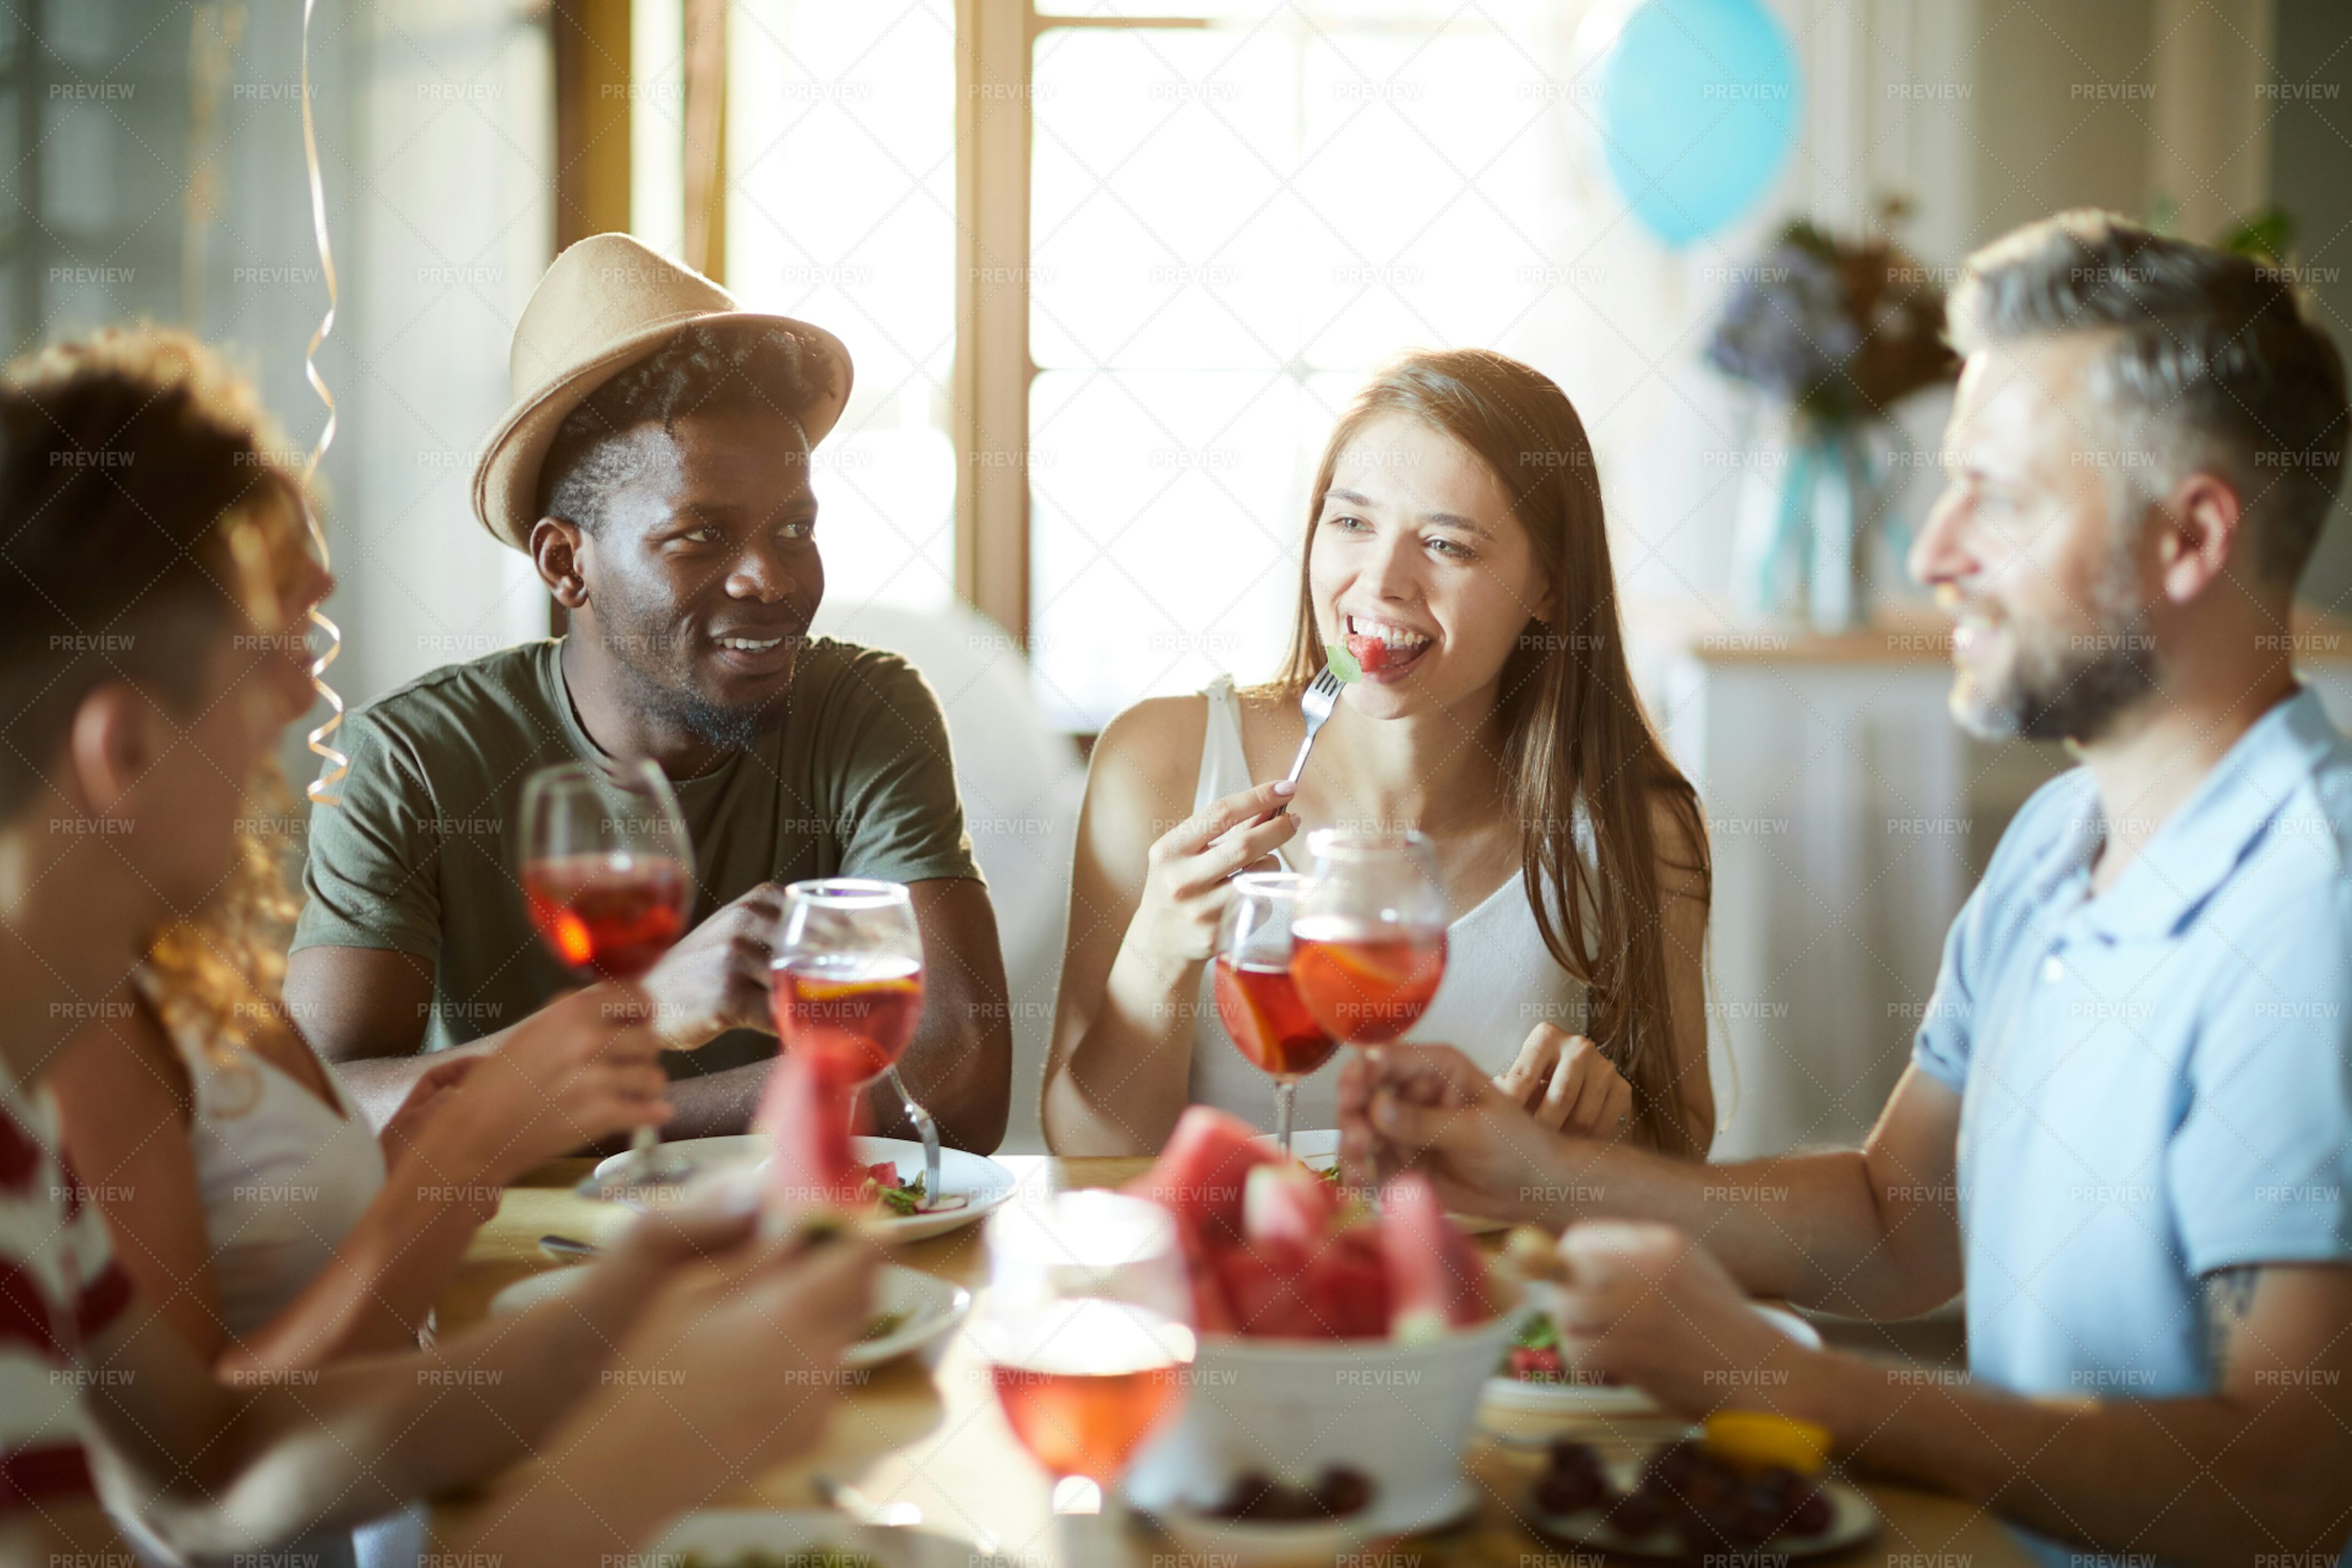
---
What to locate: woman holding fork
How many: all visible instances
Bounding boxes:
[1043,349,1713,1159]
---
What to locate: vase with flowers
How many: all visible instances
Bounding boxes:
[1705,206,1959,631]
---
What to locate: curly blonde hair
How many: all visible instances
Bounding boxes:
[12,326,318,1080]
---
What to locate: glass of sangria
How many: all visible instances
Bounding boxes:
[1288,829,1448,1054]
[974,1189,1197,1519]
[518,758,695,1188]
[1212,872,1336,1157]
[770,879,926,1107]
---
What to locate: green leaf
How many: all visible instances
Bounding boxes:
[1324,643,1362,684]
[2220,205,2295,265]
[878,1174,926,1216]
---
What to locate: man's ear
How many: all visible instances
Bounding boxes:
[531,516,590,609]
[63,682,153,819]
[2154,471,2245,605]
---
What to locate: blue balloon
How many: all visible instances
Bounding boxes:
[1594,0,1801,249]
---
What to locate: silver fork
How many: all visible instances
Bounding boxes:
[885,1064,941,1208]
[1280,665,1345,791]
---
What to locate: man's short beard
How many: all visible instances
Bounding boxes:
[1956,515,2158,744]
[606,641,793,753]
[663,685,790,750]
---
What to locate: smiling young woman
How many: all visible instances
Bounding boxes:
[1044,349,1714,1159]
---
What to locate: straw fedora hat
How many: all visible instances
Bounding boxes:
[470,232,853,551]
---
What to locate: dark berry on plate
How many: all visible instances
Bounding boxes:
[1312,1467,1373,1517]
[1786,1487,1835,1537]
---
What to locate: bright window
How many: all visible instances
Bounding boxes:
[727,0,958,612]
[1027,3,1569,729]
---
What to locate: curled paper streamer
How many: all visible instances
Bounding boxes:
[295,0,347,805]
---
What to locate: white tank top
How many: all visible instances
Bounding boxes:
[1183,676,1593,1133]
[137,971,388,1340]
[130,974,413,1568]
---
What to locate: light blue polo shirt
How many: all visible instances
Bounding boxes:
[1913,687,2352,1567]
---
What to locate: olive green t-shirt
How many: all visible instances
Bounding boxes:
[291,636,982,1076]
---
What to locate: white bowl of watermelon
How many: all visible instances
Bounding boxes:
[1119,1109,1520,1538]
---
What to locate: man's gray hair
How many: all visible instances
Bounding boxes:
[1950,209,2348,582]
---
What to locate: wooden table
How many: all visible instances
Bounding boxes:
[439,1155,2029,1567]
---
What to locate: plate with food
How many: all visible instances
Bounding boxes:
[653,1509,1013,1566]
[1525,1416,1875,1559]
[1250,1129,1513,1237]
[587,1134,1018,1242]
[1153,1466,1377,1567]
[489,1262,970,1371]
[1485,1282,1822,1416]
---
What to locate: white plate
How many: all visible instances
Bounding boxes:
[589,1134,1018,1242]
[1251,1128,1513,1237]
[655,1509,1013,1565]
[1141,1471,1480,1545]
[1482,1284,1824,1416]
[488,1262,970,1370]
[1155,1507,1366,1567]
[1529,1469,1877,1559]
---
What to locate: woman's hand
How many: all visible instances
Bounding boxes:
[377,1055,481,1167]
[596,1221,880,1472]
[1119,780,1298,973]
[1496,1023,1634,1138]
[410,985,671,1193]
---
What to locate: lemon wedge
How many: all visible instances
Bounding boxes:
[1703,1411,1831,1476]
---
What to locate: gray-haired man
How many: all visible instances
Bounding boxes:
[1344,211,2352,1567]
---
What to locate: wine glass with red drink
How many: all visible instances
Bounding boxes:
[974,1190,1197,1521]
[1288,829,1448,1054]
[1212,872,1336,1157]
[519,758,695,1188]
[770,879,926,1109]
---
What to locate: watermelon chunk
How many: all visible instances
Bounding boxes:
[1243,1161,1338,1251]
[1167,1205,1238,1335]
[1216,1240,1324,1340]
[755,1050,862,1222]
[1128,1106,1281,1241]
[1302,1224,1391,1338]
[1378,1171,1492,1343]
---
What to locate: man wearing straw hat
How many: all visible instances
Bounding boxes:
[285,235,1012,1150]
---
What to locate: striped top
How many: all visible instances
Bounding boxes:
[0,1058,134,1515]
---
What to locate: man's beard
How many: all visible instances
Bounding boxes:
[631,658,795,752]
[1953,545,2158,744]
[598,612,797,754]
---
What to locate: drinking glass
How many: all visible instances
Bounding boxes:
[770,879,926,1102]
[518,758,694,1186]
[1212,872,1336,1157]
[1288,829,1449,1051]
[974,1191,1197,1518]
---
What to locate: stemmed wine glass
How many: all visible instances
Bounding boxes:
[518,758,695,1191]
[1212,872,1338,1157]
[973,1190,1197,1521]
[1287,829,1449,1054]
[769,878,927,1108]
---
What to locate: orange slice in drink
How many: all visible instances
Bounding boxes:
[793,973,922,1003]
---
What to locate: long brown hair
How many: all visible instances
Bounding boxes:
[1264,349,1711,1156]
